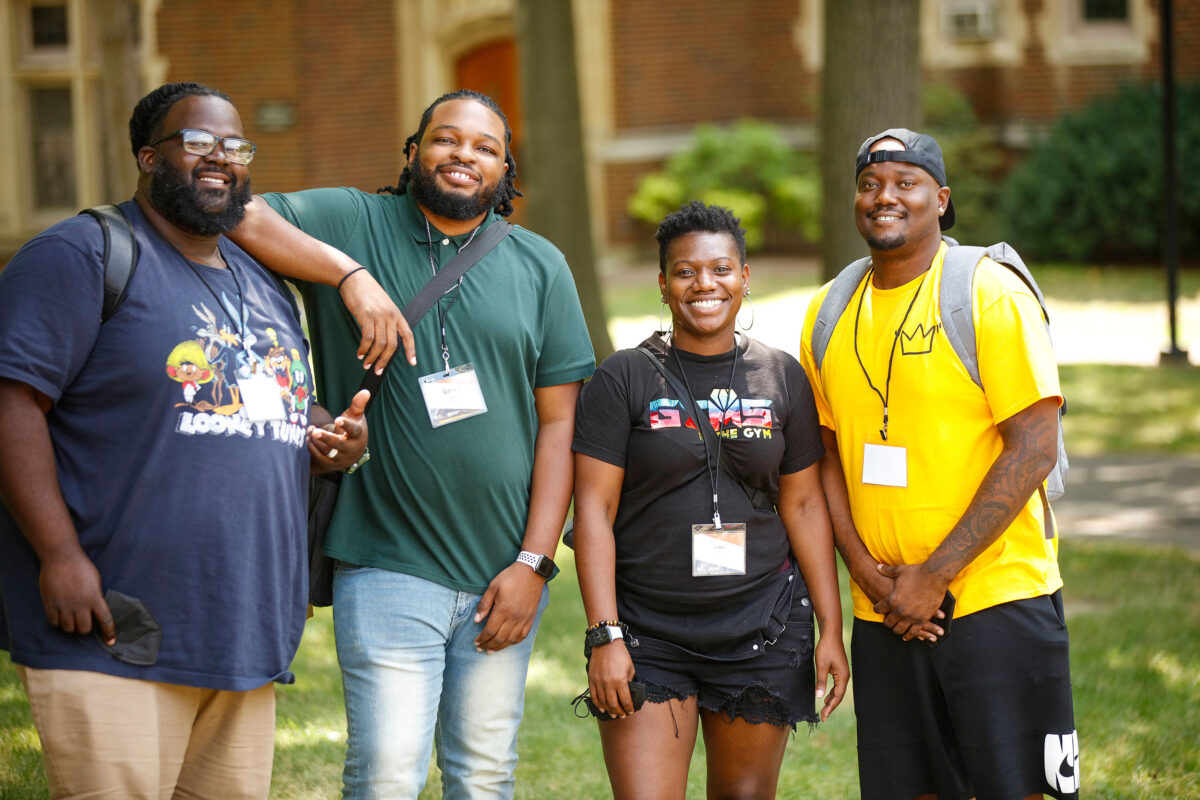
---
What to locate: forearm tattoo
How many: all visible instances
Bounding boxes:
[925,402,1057,583]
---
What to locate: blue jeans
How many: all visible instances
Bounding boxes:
[332,564,548,800]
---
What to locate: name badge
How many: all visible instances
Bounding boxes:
[691,523,747,576]
[862,443,907,487]
[418,363,488,428]
[237,372,287,422]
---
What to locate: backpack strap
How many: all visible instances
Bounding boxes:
[80,205,139,323]
[938,244,988,388]
[811,255,872,373]
[939,242,1068,532]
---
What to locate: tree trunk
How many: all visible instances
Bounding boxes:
[515,0,613,362]
[820,0,921,281]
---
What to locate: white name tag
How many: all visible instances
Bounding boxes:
[862,443,907,487]
[237,372,287,422]
[418,362,488,428]
[691,523,747,576]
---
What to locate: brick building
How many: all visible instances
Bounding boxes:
[2,0,1197,261]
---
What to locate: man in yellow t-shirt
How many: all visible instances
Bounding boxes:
[799,129,1078,800]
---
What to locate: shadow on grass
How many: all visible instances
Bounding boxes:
[1061,365,1200,455]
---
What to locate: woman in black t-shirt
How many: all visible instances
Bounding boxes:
[572,202,849,798]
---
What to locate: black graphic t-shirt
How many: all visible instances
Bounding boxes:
[573,334,823,652]
[0,200,312,691]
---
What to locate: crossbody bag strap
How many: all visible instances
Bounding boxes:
[636,344,774,511]
[357,221,513,404]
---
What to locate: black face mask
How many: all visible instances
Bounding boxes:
[95,589,162,666]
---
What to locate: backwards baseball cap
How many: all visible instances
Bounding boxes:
[855,128,955,231]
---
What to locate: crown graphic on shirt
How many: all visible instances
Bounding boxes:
[900,323,937,356]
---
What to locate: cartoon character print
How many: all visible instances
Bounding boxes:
[165,340,215,404]
[288,349,311,425]
[189,301,244,415]
[264,328,292,393]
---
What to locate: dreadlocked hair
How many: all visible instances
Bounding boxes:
[654,201,747,275]
[129,82,232,158]
[377,89,523,217]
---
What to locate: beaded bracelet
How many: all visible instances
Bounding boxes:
[586,619,620,633]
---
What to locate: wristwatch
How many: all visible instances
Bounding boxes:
[586,624,625,648]
[516,550,555,579]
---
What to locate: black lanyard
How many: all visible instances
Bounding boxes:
[670,339,739,528]
[852,268,926,442]
[180,248,247,349]
[424,217,480,374]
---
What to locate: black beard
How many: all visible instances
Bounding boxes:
[149,158,252,236]
[407,159,499,221]
[865,232,906,251]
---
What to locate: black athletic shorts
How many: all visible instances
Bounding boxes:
[852,591,1078,800]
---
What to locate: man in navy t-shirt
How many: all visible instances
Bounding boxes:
[0,83,369,799]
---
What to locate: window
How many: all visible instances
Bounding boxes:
[30,87,77,211]
[945,0,1000,41]
[30,4,69,47]
[1083,0,1128,23]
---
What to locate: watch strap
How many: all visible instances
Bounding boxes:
[585,624,625,648]
[516,550,554,579]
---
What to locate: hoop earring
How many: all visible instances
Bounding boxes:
[737,295,755,331]
[659,298,670,333]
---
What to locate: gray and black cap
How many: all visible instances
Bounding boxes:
[855,128,955,231]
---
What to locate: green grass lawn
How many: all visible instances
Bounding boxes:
[3,541,1197,799]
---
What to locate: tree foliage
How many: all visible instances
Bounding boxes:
[1000,82,1200,262]
[627,120,819,251]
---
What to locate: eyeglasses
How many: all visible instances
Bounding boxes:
[150,128,257,165]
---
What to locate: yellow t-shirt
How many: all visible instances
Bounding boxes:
[799,243,1064,621]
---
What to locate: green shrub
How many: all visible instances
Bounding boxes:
[1000,82,1200,262]
[627,120,819,251]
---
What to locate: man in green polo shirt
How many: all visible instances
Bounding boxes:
[229,90,594,799]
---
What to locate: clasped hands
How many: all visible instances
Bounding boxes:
[869,562,949,643]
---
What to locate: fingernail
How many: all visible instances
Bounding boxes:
[816,687,825,698]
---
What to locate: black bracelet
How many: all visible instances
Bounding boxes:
[337,266,368,290]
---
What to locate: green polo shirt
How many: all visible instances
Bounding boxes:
[263,188,595,593]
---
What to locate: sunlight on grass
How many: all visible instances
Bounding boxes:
[275,724,345,748]
[526,650,580,698]
[1148,651,1195,690]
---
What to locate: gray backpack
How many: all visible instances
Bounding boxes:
[809,241,1068,536]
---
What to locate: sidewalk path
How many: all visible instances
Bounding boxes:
[607,257,1199,366]
[1054,455,1200,552]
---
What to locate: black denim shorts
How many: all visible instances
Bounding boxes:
[591,592,817,729]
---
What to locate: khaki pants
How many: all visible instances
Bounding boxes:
[16,665,275,800]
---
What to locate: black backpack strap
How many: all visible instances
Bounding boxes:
[80,205,139,322]
[636,342,774,511]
